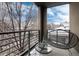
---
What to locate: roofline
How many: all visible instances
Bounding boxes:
[34,2,70,8]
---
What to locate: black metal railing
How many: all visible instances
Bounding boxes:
[0,30,39,56]
[48,29,79,49]
[0,29,78,56]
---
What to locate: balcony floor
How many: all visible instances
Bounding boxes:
[28,44,79,56]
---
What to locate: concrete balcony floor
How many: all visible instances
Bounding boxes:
[29,44,79,56]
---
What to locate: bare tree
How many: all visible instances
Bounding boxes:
[5,2,20,50]
[22,3,33,49]
[0,2,38,55]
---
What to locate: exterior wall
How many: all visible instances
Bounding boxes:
[70,3,79,52]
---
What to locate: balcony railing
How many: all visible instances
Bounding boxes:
[0,29,78,56]
[48,29,79,49]
[0,30,39,56]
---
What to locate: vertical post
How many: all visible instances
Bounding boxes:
[40,6,48,43]
[36,6,52,54]
[56,29,58,46]
[9,39,10,56]
[68,30,70,47]
[38,30,40,43]
[28,31,30,56]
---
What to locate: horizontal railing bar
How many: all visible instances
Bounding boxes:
[2,40,38,56]
[5,48,18,56]
[48,29,70,33]
[0,30,39,35]
[29,36,38,39]
[0,37,38,54]
[0,30,39,56]
[15,44,29,55]
[0,36,38,47]
[0,37,28,47]
[0,33,38,41]
[5,40,29,56]
[9,39,38,56]
[5,40,38,56]
[0,34,28,41]
[16,41,38,56]
[0,39,28,53]
[31,33,39,36]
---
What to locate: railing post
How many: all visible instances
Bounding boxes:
[38,30,40,43]
[56,29,58,46]
[68,30,70,47]
[28,31,30,56]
